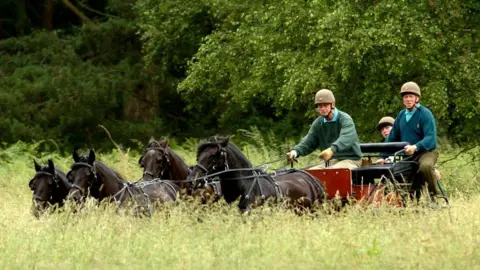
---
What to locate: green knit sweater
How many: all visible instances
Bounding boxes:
[293,110,363,160]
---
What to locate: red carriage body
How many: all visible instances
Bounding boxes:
[304,142,418,206]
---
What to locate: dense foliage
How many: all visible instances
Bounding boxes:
[0,0,478,151]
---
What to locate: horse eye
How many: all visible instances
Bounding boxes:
[67,172,74,182]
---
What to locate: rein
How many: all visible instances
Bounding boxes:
[111,182,153,217]
[191,150,284,200]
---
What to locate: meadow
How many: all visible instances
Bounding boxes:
[0,140,479,270]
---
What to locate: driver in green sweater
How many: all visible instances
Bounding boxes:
[286,89,363,169]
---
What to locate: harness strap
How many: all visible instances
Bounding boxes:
[70,183,86,196]
[245,177,258,201]
[244,171,283,201]
[134,179,178,200]
[112,184,129,205]
[195,163,209,173]
[113,183,153,217]
[210,180,222,200]
[293,169,325,199]
[273,179,283,198]
[255,171,266,200]
[161,181,178,198]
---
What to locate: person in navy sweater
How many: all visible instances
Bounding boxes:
[376,115,441,179]
[376,81,439,197]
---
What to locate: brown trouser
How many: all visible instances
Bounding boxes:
[411,149,439,196]
[309,159,362,170]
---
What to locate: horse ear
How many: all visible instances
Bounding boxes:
[73,148,80,162]
[88,149,96,164]
[47,159,55,173]
[138,155,144,167]
[34,159,41,172]
[29,178,35,189]
[160,138,168,148]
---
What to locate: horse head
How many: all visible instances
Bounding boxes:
[29,159,60,217]
[67,148,98,203]
[186,136,235,202]
[139,137,171,181]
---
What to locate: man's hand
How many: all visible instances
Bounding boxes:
[376,158,385,165]
[286,150,297,163]
[319,147,334,161]
[404,144,417,155]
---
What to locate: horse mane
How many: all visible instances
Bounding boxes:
[196,141,218,159]
[96,161,125,181]
[76,156,125,181]
[168,148,189,168]
[54,168,70,188]
[197,136,261,206]
[146,140,162,149]
[147,139,190,169]
[196,136,252,168]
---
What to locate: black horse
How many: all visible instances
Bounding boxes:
[67,149,180,215]
[187,136,326,212]
[138,137,191,191]
[29,159,71,218]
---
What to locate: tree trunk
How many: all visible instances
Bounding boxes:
[61,0,97,29]
[123,83,160,121]
[17,0,26,36]
[42,0,54,30]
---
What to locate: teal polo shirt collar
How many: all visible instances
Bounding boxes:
[405,104,421,122]
[323,108,339,123]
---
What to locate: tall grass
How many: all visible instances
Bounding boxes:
[0,140,479,269]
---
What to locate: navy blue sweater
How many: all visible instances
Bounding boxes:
[381,104,437,158]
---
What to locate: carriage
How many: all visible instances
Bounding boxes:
[304,142,449,206]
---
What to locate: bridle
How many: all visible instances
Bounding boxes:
[191,146,282,201]
[140,147,171,179]
[191,147,229,199]
[67,162,98,198]
[30,171,60,202]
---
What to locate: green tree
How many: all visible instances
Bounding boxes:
[176,0,479,145]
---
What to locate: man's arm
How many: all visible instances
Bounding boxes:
[415,110,437,152]
[330,115,358,153]
[293,120,320,157]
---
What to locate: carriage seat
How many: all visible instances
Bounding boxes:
[351,161,418,186]
[358,142,410,167]
[359,142,408,155]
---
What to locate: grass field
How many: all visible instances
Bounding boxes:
[0,141,479,269]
